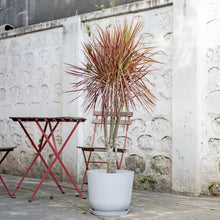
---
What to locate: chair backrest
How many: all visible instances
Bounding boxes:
[90,111,133,149]
[92,111,133,125]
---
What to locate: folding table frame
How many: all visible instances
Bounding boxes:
[10,117,86,201]
[77,111,133,192]
[0,146,16,197]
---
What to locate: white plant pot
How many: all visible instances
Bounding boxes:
[87,169,134,216]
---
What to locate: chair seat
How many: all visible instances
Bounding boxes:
[77,111,132,192]
[77,146,126,153]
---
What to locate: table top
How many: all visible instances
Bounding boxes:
[10,117,86,122]
[0,146,16,152]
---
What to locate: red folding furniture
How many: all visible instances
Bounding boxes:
[0,146,16,197]
[10,117,86,201]
[77,111,133,192]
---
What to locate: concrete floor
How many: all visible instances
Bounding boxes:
[1,175,220,220]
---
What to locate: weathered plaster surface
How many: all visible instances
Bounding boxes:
[200,0,220,195]
[172,0,201,195]
[1,0,220,195]
[0,27,64,179]
[172,0,220,196]
[0,1,173,191]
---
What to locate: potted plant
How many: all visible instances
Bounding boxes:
[66,18,158,216]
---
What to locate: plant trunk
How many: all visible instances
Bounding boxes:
[106,146,116,173]
[106,113,121,173]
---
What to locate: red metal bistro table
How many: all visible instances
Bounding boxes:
[10,117,86,201]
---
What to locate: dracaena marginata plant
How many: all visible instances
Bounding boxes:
[66,18,158,173]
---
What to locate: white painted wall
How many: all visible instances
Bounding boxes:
[0,0,220,195]
[0,1,173,190]
[172,0,220,195]
[199,0,220,194]
[0,26,64,179]
[172,0,201,195]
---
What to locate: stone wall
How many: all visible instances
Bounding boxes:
[0,0,173,192]
[0,27,64,179]
[0,0,220,195]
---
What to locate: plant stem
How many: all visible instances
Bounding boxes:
[108,114,115,148]
[103,112,108,148]
[113,115,120,168]
[104,111,116,173]
[106,147,116,173]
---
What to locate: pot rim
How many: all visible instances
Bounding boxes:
[87,169,134,175]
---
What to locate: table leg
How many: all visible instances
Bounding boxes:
[29,121,84,201]
[0,150,10,164]
[12,120,64,197]
[12,155,39,196]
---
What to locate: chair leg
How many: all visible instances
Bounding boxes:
[80,168,88,192]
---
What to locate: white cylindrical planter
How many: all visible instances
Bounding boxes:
[87,169,134,216]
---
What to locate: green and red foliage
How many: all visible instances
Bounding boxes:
[66,18,158,173]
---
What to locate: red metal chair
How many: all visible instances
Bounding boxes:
[77,111,133,192]
[0,147,16,197]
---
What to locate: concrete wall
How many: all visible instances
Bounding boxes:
[172,0,201,195]
[172,0,220,196]
[0,25,64,179]
[0,16,86,182]
[199,0,220,194]
[0,0,220,195]
[0,0,174,191]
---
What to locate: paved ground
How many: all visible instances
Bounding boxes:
[1,175,220,220]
